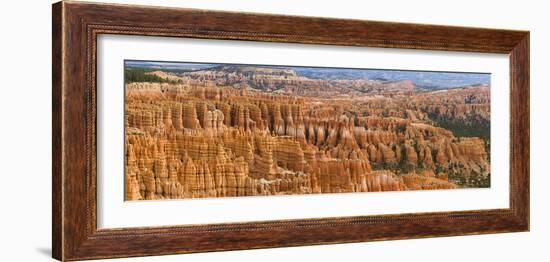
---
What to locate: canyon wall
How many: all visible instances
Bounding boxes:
[124,78,490,200]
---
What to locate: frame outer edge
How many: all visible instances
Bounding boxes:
[510,33,530,229]
[525,34,531,230]
[52,1,64,261]
[52,1,531,260]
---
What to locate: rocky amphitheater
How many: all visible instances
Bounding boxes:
[124,67,490,200]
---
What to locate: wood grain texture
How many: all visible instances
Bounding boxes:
[52,2,63,260]
[509,35,530,226]
[52,1,530,261]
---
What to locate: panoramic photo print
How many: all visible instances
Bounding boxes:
[123,60,491,201]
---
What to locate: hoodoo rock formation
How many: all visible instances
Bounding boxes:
[124,66,490,200]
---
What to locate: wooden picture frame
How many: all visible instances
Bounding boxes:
[52,1,529,261]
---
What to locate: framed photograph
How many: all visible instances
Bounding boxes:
[52,1,529,261]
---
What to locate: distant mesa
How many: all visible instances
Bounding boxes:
[143,64,418,96]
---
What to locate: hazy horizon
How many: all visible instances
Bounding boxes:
[125,60,490,89]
